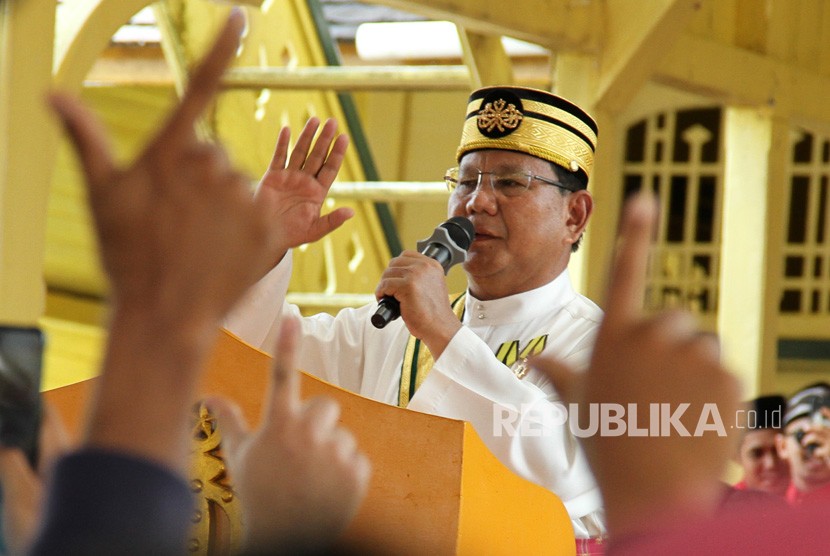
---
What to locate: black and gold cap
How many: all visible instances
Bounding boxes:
[784,382,830,427]
[456,86,598,188]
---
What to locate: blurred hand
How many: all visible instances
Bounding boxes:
[49,10,279,330]
[255,117,355,264]
[0,404,68,555]
[532,193,741,538]
[208,317,371,553]
[49,10,287,472]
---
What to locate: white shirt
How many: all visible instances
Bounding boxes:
[225,251,606,538]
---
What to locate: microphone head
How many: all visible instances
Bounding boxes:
[441,216,475,250]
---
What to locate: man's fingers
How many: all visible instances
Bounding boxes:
[267,126,292,172]
[264,316,301,424]
[48,93,116,191]
[302,118,338,175]
[287,117,321,170]
[306,207,355,244]
[162,9,245,144]
[316,133,350,188]
[205,396,249,458]
[603,191,657,329]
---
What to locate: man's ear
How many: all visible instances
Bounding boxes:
[732,434,745,463]
[566,190,593,241]
[775,431,790,460]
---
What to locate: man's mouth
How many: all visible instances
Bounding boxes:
[803,458,829,474]
[473,230,497,240]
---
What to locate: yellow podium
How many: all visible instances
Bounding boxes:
[44,329,575,555]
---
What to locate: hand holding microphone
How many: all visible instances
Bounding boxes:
[371,216,475,329]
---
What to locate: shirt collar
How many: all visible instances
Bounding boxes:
[463,270,576,326]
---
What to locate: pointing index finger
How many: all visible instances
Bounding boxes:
[161,9,245,144]
[263,316,301,426]
[602,191,657,330]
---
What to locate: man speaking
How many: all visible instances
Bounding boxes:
[227,86,606,545]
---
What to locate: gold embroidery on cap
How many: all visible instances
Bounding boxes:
[466,98,597,148]
[458,116,595,178]
[477,99,523,133]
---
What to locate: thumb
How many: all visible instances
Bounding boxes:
[0,447,42,555]
[205,396,249,462]
[308,206,355,243]
[0,447,35,483]
[48,92,116,192]
[38,401,70,476]
[530,354,582,406]
[0,446,41,502]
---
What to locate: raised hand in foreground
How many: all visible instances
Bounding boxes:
[49,9,278,474]
[51,11,277,329]
[30,10,368,556]
[532,193,741,539]
[208,317,371,554]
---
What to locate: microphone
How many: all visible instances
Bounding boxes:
[371,216,475,329]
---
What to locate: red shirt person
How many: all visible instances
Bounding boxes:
[733,394,789,497]
[775,382,830,506]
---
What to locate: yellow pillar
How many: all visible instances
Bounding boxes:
[581,107,621,306]
[718,107,782,396]
[0,0,57,325]
[457,28,513,89]
[552,53,609,299]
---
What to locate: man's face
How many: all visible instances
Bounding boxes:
[447,150,592,300]
[777,415,830,492]
[737,429,790,495]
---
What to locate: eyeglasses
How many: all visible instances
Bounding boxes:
[791,429,809,443]
[444,167,576,198]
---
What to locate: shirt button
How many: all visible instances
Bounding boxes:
[477,313,486,320]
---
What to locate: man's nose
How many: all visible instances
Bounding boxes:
[761,451,777,469]
[466,174,497,213]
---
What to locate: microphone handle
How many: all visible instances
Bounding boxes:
[371,296,400,329]
[421,243,451,271]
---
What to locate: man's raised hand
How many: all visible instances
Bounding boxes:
[255,117,355,262]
